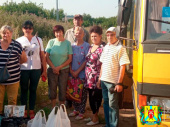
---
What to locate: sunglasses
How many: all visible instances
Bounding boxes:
[23,26,33,30]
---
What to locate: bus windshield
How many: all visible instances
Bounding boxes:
[146,0,170,42]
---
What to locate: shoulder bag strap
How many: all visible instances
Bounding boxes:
[36,36,42,62]
[6,40,15,66]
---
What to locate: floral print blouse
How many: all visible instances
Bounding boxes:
[85,42,105,89]
[71,42,90,79]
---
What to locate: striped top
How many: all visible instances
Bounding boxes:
[0,40,23,85]
[100,40,130,84]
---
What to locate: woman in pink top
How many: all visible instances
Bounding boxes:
[85,26,105,126]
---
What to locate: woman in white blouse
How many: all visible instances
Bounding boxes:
[16,20,47,119]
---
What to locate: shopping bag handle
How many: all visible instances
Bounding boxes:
[60,104,68,116]
[51,106,60,115]
[38,110,46,122]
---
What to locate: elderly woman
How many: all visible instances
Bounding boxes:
[85,26,105,126]
[45,25,72,108]
[16,20,46,119]
[68,26,90,120]
[0,25,27,116]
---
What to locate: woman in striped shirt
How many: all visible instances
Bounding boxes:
[0,25,27,116]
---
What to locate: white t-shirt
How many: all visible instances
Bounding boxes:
[16,36,44,70]
[100,40,130,84]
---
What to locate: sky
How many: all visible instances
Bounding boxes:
[0,0,118,18]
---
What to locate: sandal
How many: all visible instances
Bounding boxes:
[29,110,35,119]
[86,121,99,126]
[75,114,84,120]
[84,117,91,122]
[69,110,79,117]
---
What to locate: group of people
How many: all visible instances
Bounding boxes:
[0,14,130,127]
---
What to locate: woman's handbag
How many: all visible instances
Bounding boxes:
[0,66,10,83]
[66,77,84,103]
[46,106,62,127]
[27,110,46,127]
[0,41,15,83]
[60,104,71,127]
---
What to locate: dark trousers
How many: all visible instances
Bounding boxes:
[89,89,102,114]
[20,69,41,110]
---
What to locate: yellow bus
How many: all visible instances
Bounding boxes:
[118,0,170,126]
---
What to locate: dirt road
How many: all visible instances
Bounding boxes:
[68,105,137,127]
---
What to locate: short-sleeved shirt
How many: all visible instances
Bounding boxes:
[64,28,90,45]
[45,39,73,70]
[100,40,130,84]
[85,42,105,89]
[0,40,22,85]
[71,42,90,79]
[16,36,44,70]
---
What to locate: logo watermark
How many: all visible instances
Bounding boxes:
[140,101,163,125]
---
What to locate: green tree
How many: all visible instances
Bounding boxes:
[0,1,64,20]
[82,13,94,27]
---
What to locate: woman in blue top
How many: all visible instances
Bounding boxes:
[68,26,90,120]
[45,25,73,108]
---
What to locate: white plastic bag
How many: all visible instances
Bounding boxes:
[27,110,46,127]
[46,106,62,127]
[60,104,71,127]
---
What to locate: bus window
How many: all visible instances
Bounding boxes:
[146,0,170,42]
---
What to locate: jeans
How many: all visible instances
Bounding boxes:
[20,69,41,110]
[101,80,119,127]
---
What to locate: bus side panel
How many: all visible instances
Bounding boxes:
[143,53,170,84]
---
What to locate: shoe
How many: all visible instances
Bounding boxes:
[69,110,79,117]
[29,111,35,119]
[86,121,99,126]
[75,114,84,120]
[84,117,91,122]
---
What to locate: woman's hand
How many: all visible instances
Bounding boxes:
[96,80,101,89]
[71,70,79,78]
[41,71,47,78]
[52,66,61,74]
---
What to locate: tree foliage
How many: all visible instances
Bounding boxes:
[0,1,64,21]
[81,13,117,28]
[0,1,117,28]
